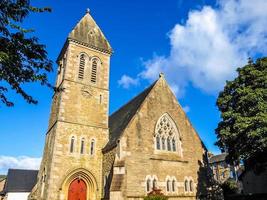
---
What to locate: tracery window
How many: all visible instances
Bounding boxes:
[156,136,161,150]
[154,113,182,155]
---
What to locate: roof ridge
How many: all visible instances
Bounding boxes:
[103,80,158,151]
[110,81,157,117]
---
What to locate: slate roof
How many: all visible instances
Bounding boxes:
[68,11,112,54]
[3,169,38,193]
[209,153,227,164]
[103,81,157,152]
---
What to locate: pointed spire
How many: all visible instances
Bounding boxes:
[68,10,112,54]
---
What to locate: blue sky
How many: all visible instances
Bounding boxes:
[1,0,266,174]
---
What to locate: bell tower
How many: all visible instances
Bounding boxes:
[31,10,112,200]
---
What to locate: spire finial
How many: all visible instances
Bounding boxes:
[159,72,164,78]
[86,8,90,14]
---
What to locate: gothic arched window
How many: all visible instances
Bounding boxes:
[70,136,75,153]
[172,180,176,192]
[154,113,182,155]
[80,138,85,154]
[167,137,171,151]
[185,180,189,192]
[78,54,85,79]
[189,180,194,192]
[90,139,95,155]
[172,138,176,152]
[162,137,166,150]
[146,178,151,192]
[91,58,98,83]
[166,180,171,192]
[156,135,161,150]
[153,179,157,189]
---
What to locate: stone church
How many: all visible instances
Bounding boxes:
[29,10,208,200]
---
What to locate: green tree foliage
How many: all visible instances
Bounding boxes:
[0,0,52,107]
[216,57,267,168]
[221,178,238,197]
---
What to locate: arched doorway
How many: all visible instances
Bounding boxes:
[68,178,87,200]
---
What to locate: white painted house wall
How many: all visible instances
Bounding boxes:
[6,192,30,200]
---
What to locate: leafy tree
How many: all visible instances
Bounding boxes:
[220,178,238,197]
[0,0,52,107]
[215,57,267,169]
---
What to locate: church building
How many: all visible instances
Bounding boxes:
[29,10,208,200]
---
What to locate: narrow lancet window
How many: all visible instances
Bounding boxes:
[91,59,97,83]
[78,54,85,79]
[167,137,171,151]
[189,180,193,192]
[167,180,170,192]
[80,138,85,154]
[172,138,176,151]
[156,136,161,150]
[90,139,95,155]
[70,136,75,153]
[172,180,176,192]
[146,178,151,192]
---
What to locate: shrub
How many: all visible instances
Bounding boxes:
[144,188,168,200]
[221,178,238,197]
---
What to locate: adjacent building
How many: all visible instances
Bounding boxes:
[1,169,38,200]
[208,153,239,183]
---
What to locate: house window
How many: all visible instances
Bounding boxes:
[78,54,85,79]
[154,113,182,154]
[91,58,98,83]
[70,136,75,153]
[80,138,85,154]
[90,139,95,155]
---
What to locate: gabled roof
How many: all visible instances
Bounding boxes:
[209,153,227,164]
[68,10,112,54]
[3,169,38,193]
[103,81,157,151]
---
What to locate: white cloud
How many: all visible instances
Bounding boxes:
[121,0,267,96]
[118,75,139,89]
[182,105,190,113]
[0,156,41,174]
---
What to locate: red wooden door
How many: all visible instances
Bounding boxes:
[68,179,87,200]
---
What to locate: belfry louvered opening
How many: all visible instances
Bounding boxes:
[78,54,85,79]
[91,59,98,83]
